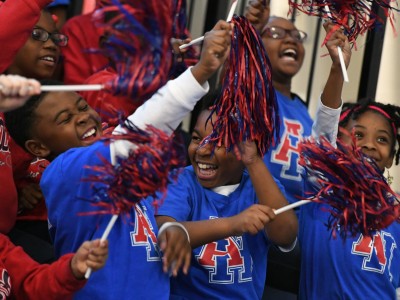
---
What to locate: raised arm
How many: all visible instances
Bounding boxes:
[312,21,352,145]
[110,20,232,163]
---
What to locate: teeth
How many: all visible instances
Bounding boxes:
[41,56,55,62]
[198,163,217,170]
[82,128,96,139]
[283,49,297,57]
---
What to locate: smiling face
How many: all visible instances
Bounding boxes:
[261,17,305,83]
[26,91,103,160]
[188,110,244,189]
[345,110,394,171]
[6,10,60,79]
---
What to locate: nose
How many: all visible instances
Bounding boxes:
[196,142,213,156]
[76,111,91,125]
[360,138,377,154]
[43,37,58,50]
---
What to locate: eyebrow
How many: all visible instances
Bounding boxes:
[353,124,390,136]
[53,97,85,122]
[33,25,60,34]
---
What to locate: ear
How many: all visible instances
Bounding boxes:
[24,139,51,159]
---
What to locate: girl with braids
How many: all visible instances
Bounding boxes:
[298,23,400,299]
[339,99,400,168]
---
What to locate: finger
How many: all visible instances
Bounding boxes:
[182,250,191,275]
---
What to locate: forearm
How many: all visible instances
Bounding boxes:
[157,215,235,249]
[312,66,343,146]
[114,67,208,135]
[110,67,208,164]
[321,65,343,109]
[246,159,298,246]
[4,238,85,299]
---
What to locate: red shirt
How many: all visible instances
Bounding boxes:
[61,11,109,84]
[0,114,17,233]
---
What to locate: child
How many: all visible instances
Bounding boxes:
[0,0,53,237]
[154,109,298,299]
[260,16,312,208]
[5,20,232,299]
[5,8,66,80]
[299,22,400,299]
[0,74,108,300]
[1,8,67,262]
[0,0,53,74]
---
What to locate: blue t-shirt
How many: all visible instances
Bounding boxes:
[299,200,400,299]
[157,166,285,300]
[263,91,313,210]
[41,141,169,299]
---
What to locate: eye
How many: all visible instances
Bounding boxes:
[354,131,363,139]
[59,114,72,124]
[191,134,201,143]
[32,29,45,40]
[79,104,89,111]
[377,136,389,144]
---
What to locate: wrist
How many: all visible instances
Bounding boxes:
[70,255,85,280]
[244,155,262,168]
[158,222,190,244]
[191,63,212,86]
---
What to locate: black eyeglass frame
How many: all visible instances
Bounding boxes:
[31,28,69,47]
[261,26,307,43]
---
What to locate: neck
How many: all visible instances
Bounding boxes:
[273,80,292,98]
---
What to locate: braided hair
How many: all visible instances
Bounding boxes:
[339,98,400,165]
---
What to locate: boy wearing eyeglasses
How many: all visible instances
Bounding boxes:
[1,7,68,264]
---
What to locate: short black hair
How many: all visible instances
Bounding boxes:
[339,98,400,165]
[4,79,62,151]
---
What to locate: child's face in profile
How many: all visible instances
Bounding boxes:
[29,91,102,159]
[7,11,60,79]
[188,110,244,189]
[345,110,394,171]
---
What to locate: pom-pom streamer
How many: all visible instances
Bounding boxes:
[288,0,399,45]
[82,123,185,216]
[81,121,185,279]
[298,135,400,239]
[201,16,279,156]
[93,0,174,102]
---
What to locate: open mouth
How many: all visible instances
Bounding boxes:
[281,48,297,61]
[81,127,98,141]
[197,162,218,179]
[39,55,56,66]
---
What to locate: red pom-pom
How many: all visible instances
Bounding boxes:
[300,135,400,239]
[289,0,399,45]
[202,16,279,156]
[93,0,174,102]
[82,123,185,217]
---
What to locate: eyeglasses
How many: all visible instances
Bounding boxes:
[262,26,307,43]
[31,28,69,47]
